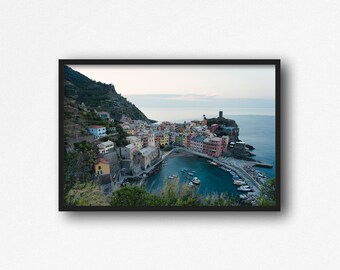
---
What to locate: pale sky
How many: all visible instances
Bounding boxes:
[70,65,275,100]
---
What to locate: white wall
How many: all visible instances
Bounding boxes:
[1,1,339,269]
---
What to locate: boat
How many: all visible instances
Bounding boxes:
[233,180,246,186]
[239,194,248,199]
[237,185,252,192]
[171,174,177,178]
[191,177,201,185]
[188,182,195,187]
[226,169,231,172]
[187,172,194,176]
[168,176,174,179]
[210,161,218,166]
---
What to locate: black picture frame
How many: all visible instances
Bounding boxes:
[59,59,280,211]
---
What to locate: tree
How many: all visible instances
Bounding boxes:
[111,186,161,206]
[256,178,276,206]
[63,141,97,197]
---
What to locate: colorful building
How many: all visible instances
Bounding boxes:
[221,126,239,136]
[126,129,135,136]
[203,137,223,157]
[98,111,110,120]
[97,140,114,154]
[221,135,229,154]
[154,132,162,146]
[89,125,107,139]
[208,124,219,134]
[95,157,110,175]
[141,132,155,147]
[175,133,187,147]
[126,136,143,150]
[160,134,169,146]
[190,135,205,153]
[169,132,177,144]
[155,132,170,146]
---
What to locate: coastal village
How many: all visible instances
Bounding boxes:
[66,102,271,203]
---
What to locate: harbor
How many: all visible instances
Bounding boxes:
[142,147,271,204]
[108,145,271,204]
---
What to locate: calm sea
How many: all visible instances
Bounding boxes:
[145,154,241,196]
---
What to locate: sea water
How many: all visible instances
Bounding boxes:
[145,154,241,197]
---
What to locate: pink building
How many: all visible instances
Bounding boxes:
[186,133,195,148]
[189,135,205,153]
[221,135,229,154]
[208,124,220,134]
[203,137,223,157]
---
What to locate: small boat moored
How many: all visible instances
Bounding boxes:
[239,194,248,200]
[191,177,201,185]
[237,185,252,192]
[233,180,246,186]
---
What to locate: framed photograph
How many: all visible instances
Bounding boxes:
[59,59,280,211]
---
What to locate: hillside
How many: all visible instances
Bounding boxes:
[63,65,153,122]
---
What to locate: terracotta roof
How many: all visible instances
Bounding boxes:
[89,125,105,129]
[97,157,109,164]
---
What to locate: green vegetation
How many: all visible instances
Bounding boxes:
[66,182,109,206]
[110,178,239,207]
[63,141,97,196]
[113,121,128,146]
[256,178,276,206]
[64,177,277,207]
[111,186,161,206]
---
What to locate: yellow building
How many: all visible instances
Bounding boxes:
[160,134,169,146]
[95,157,110,175]
[126,129,135,135]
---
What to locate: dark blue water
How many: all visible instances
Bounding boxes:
[231,115,276,177]
[145,155,241,196]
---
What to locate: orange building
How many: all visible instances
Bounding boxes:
[95,157,110,175]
